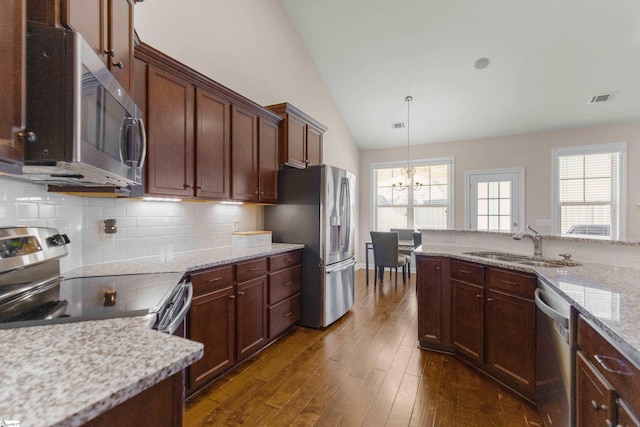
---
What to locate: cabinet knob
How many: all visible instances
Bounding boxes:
[487,297,494,302]
[183,183,193,189]
[112,61,124,69]
[229,295,236,300]
[195,185,202,190]
[590,400,607,411]
[238,291,245,296]
[476,294,482,298]
[605,420,612,427]
[104,49,116,57]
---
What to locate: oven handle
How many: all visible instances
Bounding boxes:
[159,281,193,335]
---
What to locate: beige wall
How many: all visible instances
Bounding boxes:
[358,122,640,264]
[134,0,359,175]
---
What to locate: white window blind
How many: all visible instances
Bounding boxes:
[372,160,452,231]
[554,144,625,239]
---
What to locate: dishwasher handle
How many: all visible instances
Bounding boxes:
[157,281,193,335]
[535,288,569,329]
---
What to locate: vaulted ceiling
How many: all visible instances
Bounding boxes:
[281,0,640,150]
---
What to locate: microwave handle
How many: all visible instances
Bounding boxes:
[136,118,147,169]
[119,117,147,169]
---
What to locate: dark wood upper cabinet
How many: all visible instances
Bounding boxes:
[135,42,281,203]
[266,103,327,168]
[28,0,134,92]
[145,65,194,197]
[0,0,26,174]
[195,88,231,199]
[231,104,258,202]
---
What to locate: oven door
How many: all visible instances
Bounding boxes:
[154,280,193,335]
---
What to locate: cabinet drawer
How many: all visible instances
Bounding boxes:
[451,259,484,285]
[269,265,301,305]
[577,316,640,407]
[236,257,268,282]
[191,265,234,296]
[269,250,301,272]
[487,268,535,298]
[269,293,300,338]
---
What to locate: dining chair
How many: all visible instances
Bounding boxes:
[390,228,415,278]
[370,231,409,287]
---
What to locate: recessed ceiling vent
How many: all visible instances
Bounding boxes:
[589,92,616,104]
[391,122,405,129]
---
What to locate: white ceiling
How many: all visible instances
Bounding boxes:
[281,0,640,150]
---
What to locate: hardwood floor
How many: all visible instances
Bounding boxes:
[185,269,543,427]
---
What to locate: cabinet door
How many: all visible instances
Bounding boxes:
[195,88,230,199]
[146,66,195,197]
[107,0,133,91]
[188,286,236,392]
[258,118,278,203]
[452,280,484,363]
[576,351,616,427]
[0,0,25,173]
[64,0,106,64]
[231,104,258,201]
[417,256,451,350]
[236,276,267,361]
[485,289,536,399]
[618,398,640,427]
[306,124,323,167]
[286,113,306,166]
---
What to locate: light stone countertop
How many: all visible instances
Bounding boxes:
[2,243,303,427]
[0,316,203,427]
[415,244,640,368]
[63,243,305,278]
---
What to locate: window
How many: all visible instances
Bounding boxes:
[371,158,454,231]
[466,168,524,233]
[552,143,626,239]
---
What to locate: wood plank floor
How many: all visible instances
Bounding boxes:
[185,269,544,427]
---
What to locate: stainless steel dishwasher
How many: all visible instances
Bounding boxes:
[535,279,577,427]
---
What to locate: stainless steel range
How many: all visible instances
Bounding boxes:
[0,227,191,334]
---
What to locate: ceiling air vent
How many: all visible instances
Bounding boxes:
[391,122,405,129]
[589,92,616,104]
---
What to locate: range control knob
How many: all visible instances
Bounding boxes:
[47,234,70,247]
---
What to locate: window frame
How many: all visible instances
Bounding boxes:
[551,142,626,239]
[370,157,455,231]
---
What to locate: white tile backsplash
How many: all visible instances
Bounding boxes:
[0,177,260,273]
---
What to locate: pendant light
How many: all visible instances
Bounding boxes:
[392,95,423,191]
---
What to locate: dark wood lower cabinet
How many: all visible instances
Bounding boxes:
[576,351,615,427]
[418,256,536,401]
[85,373,183,427]
[186,251,301,395]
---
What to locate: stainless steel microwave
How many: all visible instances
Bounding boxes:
[22,23,146,188]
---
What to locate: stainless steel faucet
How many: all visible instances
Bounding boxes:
[513,225,543,258]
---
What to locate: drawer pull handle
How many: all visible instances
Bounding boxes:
[476,294,482,298]
[594,354,630,375]
[283,311,293,317]
[238,291,245,296]
[459,269,471,274]
[284,258,292,262]
[501,280,518,286]
[206,277,223,283]
[285,281,294,286]
[591,400,607,412]
[249,267,260,271]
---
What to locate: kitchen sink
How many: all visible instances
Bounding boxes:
[463,251,579,268]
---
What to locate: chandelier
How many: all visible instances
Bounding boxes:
[391,95,423,191]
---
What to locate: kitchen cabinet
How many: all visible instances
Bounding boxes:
[145,65,195,197]
[0,0,26,174]
[186,250,300,394]
[28,0,135,92]
[576,315,640,427]
[85,373,183,427]
[267,251,302,338]
[416,256,453,352]
[235,258,268,361]
[451,260,485,363]
[188,266,235,391]
[417,256,536,400]
[266,103,327,168]
[134,42,281,202]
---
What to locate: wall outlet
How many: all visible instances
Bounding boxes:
[233,220,239,232]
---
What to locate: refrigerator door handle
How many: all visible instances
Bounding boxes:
[325,258,357,273]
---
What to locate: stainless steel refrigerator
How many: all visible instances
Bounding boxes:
[265,165,356,328]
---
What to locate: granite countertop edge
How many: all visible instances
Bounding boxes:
[415,244,640,369]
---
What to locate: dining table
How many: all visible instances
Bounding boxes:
[364,240,415,286]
